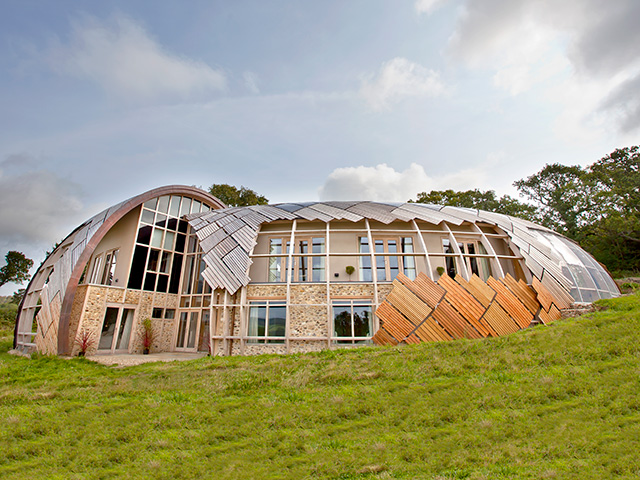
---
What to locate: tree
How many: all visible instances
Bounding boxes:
[208,184,268,207]
[412,189,539,222]
[0,251,34,288]
[513,164,593,238]
[514,147,640,272]
[12,288,25,305]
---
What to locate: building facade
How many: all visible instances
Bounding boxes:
[14,187,619,357]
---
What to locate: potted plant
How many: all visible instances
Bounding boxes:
[436,266,445,277]
[74,329,95,357]
[142,318,153,354]
[345,265,355,280]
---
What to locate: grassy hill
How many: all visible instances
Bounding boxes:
[1,293,640,479]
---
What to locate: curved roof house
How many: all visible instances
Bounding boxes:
[14,188,619,357]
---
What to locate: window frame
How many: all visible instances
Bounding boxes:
[332,299,374,344]
[359,236,416,282]
[247,300,287,344]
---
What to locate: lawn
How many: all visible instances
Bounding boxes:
[1,293,640,479]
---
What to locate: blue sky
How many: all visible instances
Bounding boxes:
[1,0,640,293]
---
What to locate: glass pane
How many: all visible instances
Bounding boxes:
[157,195,170,214]
[155,213,167,228]
[99,307,119,350]
[180,296,190,308]
[467,243,479,277]
[152,308,163,318]
[248,305,267,342]
[164,231,175,251]
[182,256,195,294]
[388,240,399,280]
[167,218,178,231]
[180,197,192,216]
[151,229,164,248]
[353,305,372,338]
[298,240,308,281]
[169,196,181,217]
[156,274,168,292]
[169,254,183,294]
[143,273,157,291]
[141,209,155,224]
[192,296,202,308]
[165,309,175,319]
[192,200,202,214]
[115,309,134,351]
[178,220,189,233]
[187,312,199,348]
[137,225,152,245]
[198,310,210,352]
[175,233,186,253]
[333,306,352,342]
[160,251,171,273]
[143,198,158,210]
[268,305,286,342]
[127,245,148,289]
[147,249,160,271]
[177,312,188,348]
[195,257,205,294]
[187,235,197,253]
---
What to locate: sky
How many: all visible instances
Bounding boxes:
[1,0,640,293]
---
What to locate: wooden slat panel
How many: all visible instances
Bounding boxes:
[411,273,446,308]
[540,273,574,309]
[538,304,562,324]
[531,276,555,311]
[502,274,539,315]
[372,327,398,346]
[486,277,533,329]
[438,275,493,336]
[431,300,482,339]
[404,334,422,345]
[466,274,496,308]
[375,302,414,341]
[386,281,432,326]
[481,302,520,336]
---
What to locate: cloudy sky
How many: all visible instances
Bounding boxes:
[1,0,640,292]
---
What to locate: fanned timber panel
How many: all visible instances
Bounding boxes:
[486,277,533,329]
[374,272,571,347]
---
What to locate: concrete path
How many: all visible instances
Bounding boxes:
[85,351,208,367]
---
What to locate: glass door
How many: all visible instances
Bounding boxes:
[175,310,201,351]
[98,307,135,353]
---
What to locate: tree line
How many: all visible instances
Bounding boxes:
[413,146,640,274]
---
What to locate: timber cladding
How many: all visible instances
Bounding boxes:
[372,272,566,346]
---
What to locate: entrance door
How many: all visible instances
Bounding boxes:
[176,310,200,351]
[98,307,135,353]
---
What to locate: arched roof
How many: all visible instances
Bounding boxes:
[185,201,619,301]
[15,185,225,354]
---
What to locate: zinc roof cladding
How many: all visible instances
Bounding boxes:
[186,201,607,298]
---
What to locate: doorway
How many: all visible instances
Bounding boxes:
[98,307,135,353]
[176,309,211,352]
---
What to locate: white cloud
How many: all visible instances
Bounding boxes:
[47,14,226,101]
[243,71,260,94]
[415,0,451,15]
[360,57,446,110]
[0,154,94,249]
[447,0,640,134]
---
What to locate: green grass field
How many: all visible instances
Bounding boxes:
[2,293,640,479]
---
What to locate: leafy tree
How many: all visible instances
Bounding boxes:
[513,164,593,238]
[208,184,268,207]
[12,288,25,305]
[514,146,640,272]
[0,251,34,288]
[412,189,539,222]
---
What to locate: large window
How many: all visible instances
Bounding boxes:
[333,300,373,344]
[88,249,119,286]
[128,195,211,293]
[442,238,492,280]
[268,237,325,282]
[359,237,415,282]
[247,301,286,343]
